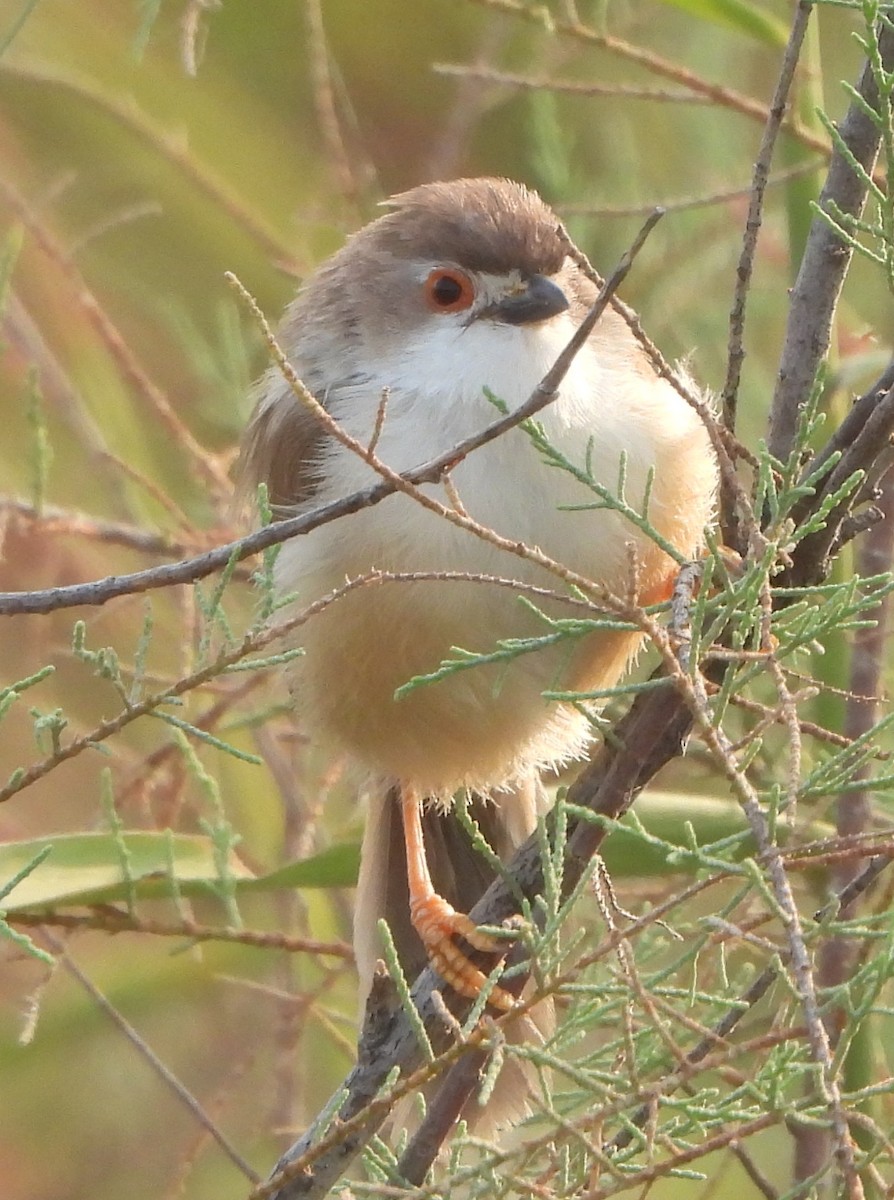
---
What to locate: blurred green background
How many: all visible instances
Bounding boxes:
[0,2,892,1198]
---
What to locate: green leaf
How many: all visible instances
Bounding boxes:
[247,843,361,891]
[0,831,362,912]
[0,831,255,911]
[599,791,834,876]
[660,0,788,46]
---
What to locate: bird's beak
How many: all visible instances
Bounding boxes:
[485,274,570,326]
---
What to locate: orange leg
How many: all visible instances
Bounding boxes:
[400,786,514,1012]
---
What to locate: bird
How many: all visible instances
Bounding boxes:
[240,177,717,1023]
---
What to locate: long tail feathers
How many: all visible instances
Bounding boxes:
[353,776,553,1133]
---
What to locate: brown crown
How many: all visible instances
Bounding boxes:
[367,177,567,278]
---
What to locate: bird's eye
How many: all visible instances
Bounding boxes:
[423,268,475,313]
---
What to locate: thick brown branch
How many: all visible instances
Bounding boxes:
[768,20,894,463]
[786,377,894,587]
[257,673,694,1200]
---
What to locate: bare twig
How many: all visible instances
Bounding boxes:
[427,19,512,179]
[180,0,220,76]
[433,62,714,104]
[0,62,295,270]
[558,162,823,220]
[41,931,260,1182]
[305,0,364,210]
[395,1040,494,1186]
[722,2,813,437]
[8,910,352,958]
[0,496,207,559]
[0,209,663,618]
[464,0,836,160]
[0,177,233,499]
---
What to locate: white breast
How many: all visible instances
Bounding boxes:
[281,313,707,593]
[273,314,715,792]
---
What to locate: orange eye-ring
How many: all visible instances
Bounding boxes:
[423,267,475,313]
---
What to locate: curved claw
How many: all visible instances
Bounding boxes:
[411,893,515,1011]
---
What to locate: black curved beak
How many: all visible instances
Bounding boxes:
[483,274,569,326]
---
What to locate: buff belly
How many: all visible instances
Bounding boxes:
[287,572,643,796]
[279,395,715,794]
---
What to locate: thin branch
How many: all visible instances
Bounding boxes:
[0,177,233,498]
[463,0,836,160]
[305,0,364,210]
[258,669,698,1200]
[41,930,260,1182]
[558,162,823,220]
[396,1041,494,1186]
[433,62,714,103]
[9,910,352,959]
[786,379,894,587]
[722,2,813,437]
[0,568,603,807]
[793,357,894,517]
[0,496,218,559]
[427,19,513,179]
[0,209,663,618]
[0,61,295,270]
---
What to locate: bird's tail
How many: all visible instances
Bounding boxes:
[354,776,552,1131]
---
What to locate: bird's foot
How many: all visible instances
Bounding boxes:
[410,893,515,1012]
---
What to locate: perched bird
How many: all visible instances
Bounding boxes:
[241,177,716,1020]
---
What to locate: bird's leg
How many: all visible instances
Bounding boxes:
[400,785,514,1012]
